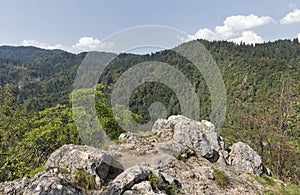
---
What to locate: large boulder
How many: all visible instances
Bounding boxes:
[104,166,151,195]
[123,181,164,195]
[0,169,83,195]
[153,115,224,161]
[0,177,31,195]
[45,144,122,188]
[23,170,82,195]
[228,142,268,176]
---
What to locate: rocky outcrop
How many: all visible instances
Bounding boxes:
[153,115,224,162]
[23,169,83,195]
[228,142,270,176]
[45,144,123,188]
[104,166,151,195]
[1,115,279,195]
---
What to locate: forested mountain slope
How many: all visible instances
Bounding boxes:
[0,39,299,184]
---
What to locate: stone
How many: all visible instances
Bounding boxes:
[228,142,268,176]
[159,140,193,159]
[44,144,123,188]
[118,132,144,143]
[123,181,159,195]
[23,170,82,195]
[0,177,31,195]
[155,115,223,161]
[104,166,151,195]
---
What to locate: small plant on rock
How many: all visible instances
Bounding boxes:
[148,172,180,195]
[213,168,229,188]
[74,169,96,190]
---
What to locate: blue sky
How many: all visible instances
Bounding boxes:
[1,0,300,53]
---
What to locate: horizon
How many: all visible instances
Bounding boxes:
[1,37,299,55]
[1,0,300,53]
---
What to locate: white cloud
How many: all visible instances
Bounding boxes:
[22,37,113,53]
[229,31,264,44]
[280,9,300,24]
[184,14,273,44]
[223,14,274,31]
[297,33,300,41]
[71,37,113,53]
[22,39,66,50]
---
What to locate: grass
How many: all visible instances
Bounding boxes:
[148,172,180,195]
[278,184,300,195]
[255,174,276,186]
[213,168,229,188]
[255,174,300,195]
[74,168,96,190]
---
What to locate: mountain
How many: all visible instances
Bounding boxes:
[0,39,299,186]
[0,46,85,110]
[0,46,65,62]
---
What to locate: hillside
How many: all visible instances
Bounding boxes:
[0,39,299,189]
[0,46,85,109]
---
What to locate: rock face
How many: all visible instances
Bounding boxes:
[23,170,83,195]
[228,142,267,176]
[104,166,151,195]
[45,144,122,188]
[0,115,278,195]
[154,115,224,161]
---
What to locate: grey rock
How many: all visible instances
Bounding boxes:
[0,177,31,195]
[152,118,171,132]
[104,166,151,195]
[119,132,144,143]
[156,115,223,161]
[23,169,82,195]
[159,140,193,158]
[123,181,161,195]
[228,142,267,176]
[45,144,122,188]
[159,171,182,188]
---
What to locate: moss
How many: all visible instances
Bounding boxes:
[148,172,180,195]
[74,169,96,190]
[213,168,229,188]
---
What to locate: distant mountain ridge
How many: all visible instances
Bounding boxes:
[0,45,66,62]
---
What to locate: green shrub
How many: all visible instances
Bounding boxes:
[213,168,229,187]
[148,172,180,195]
[74,169,96,190]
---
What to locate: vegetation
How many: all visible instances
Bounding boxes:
[74,168,96,190]
[148,172,180,195]
[213,168,229,187]
[0,39,299,187]
[255,174,300,195]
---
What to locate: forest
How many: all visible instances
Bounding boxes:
[0,39,299,185]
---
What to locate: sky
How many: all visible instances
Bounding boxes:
[1,0,300,53]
